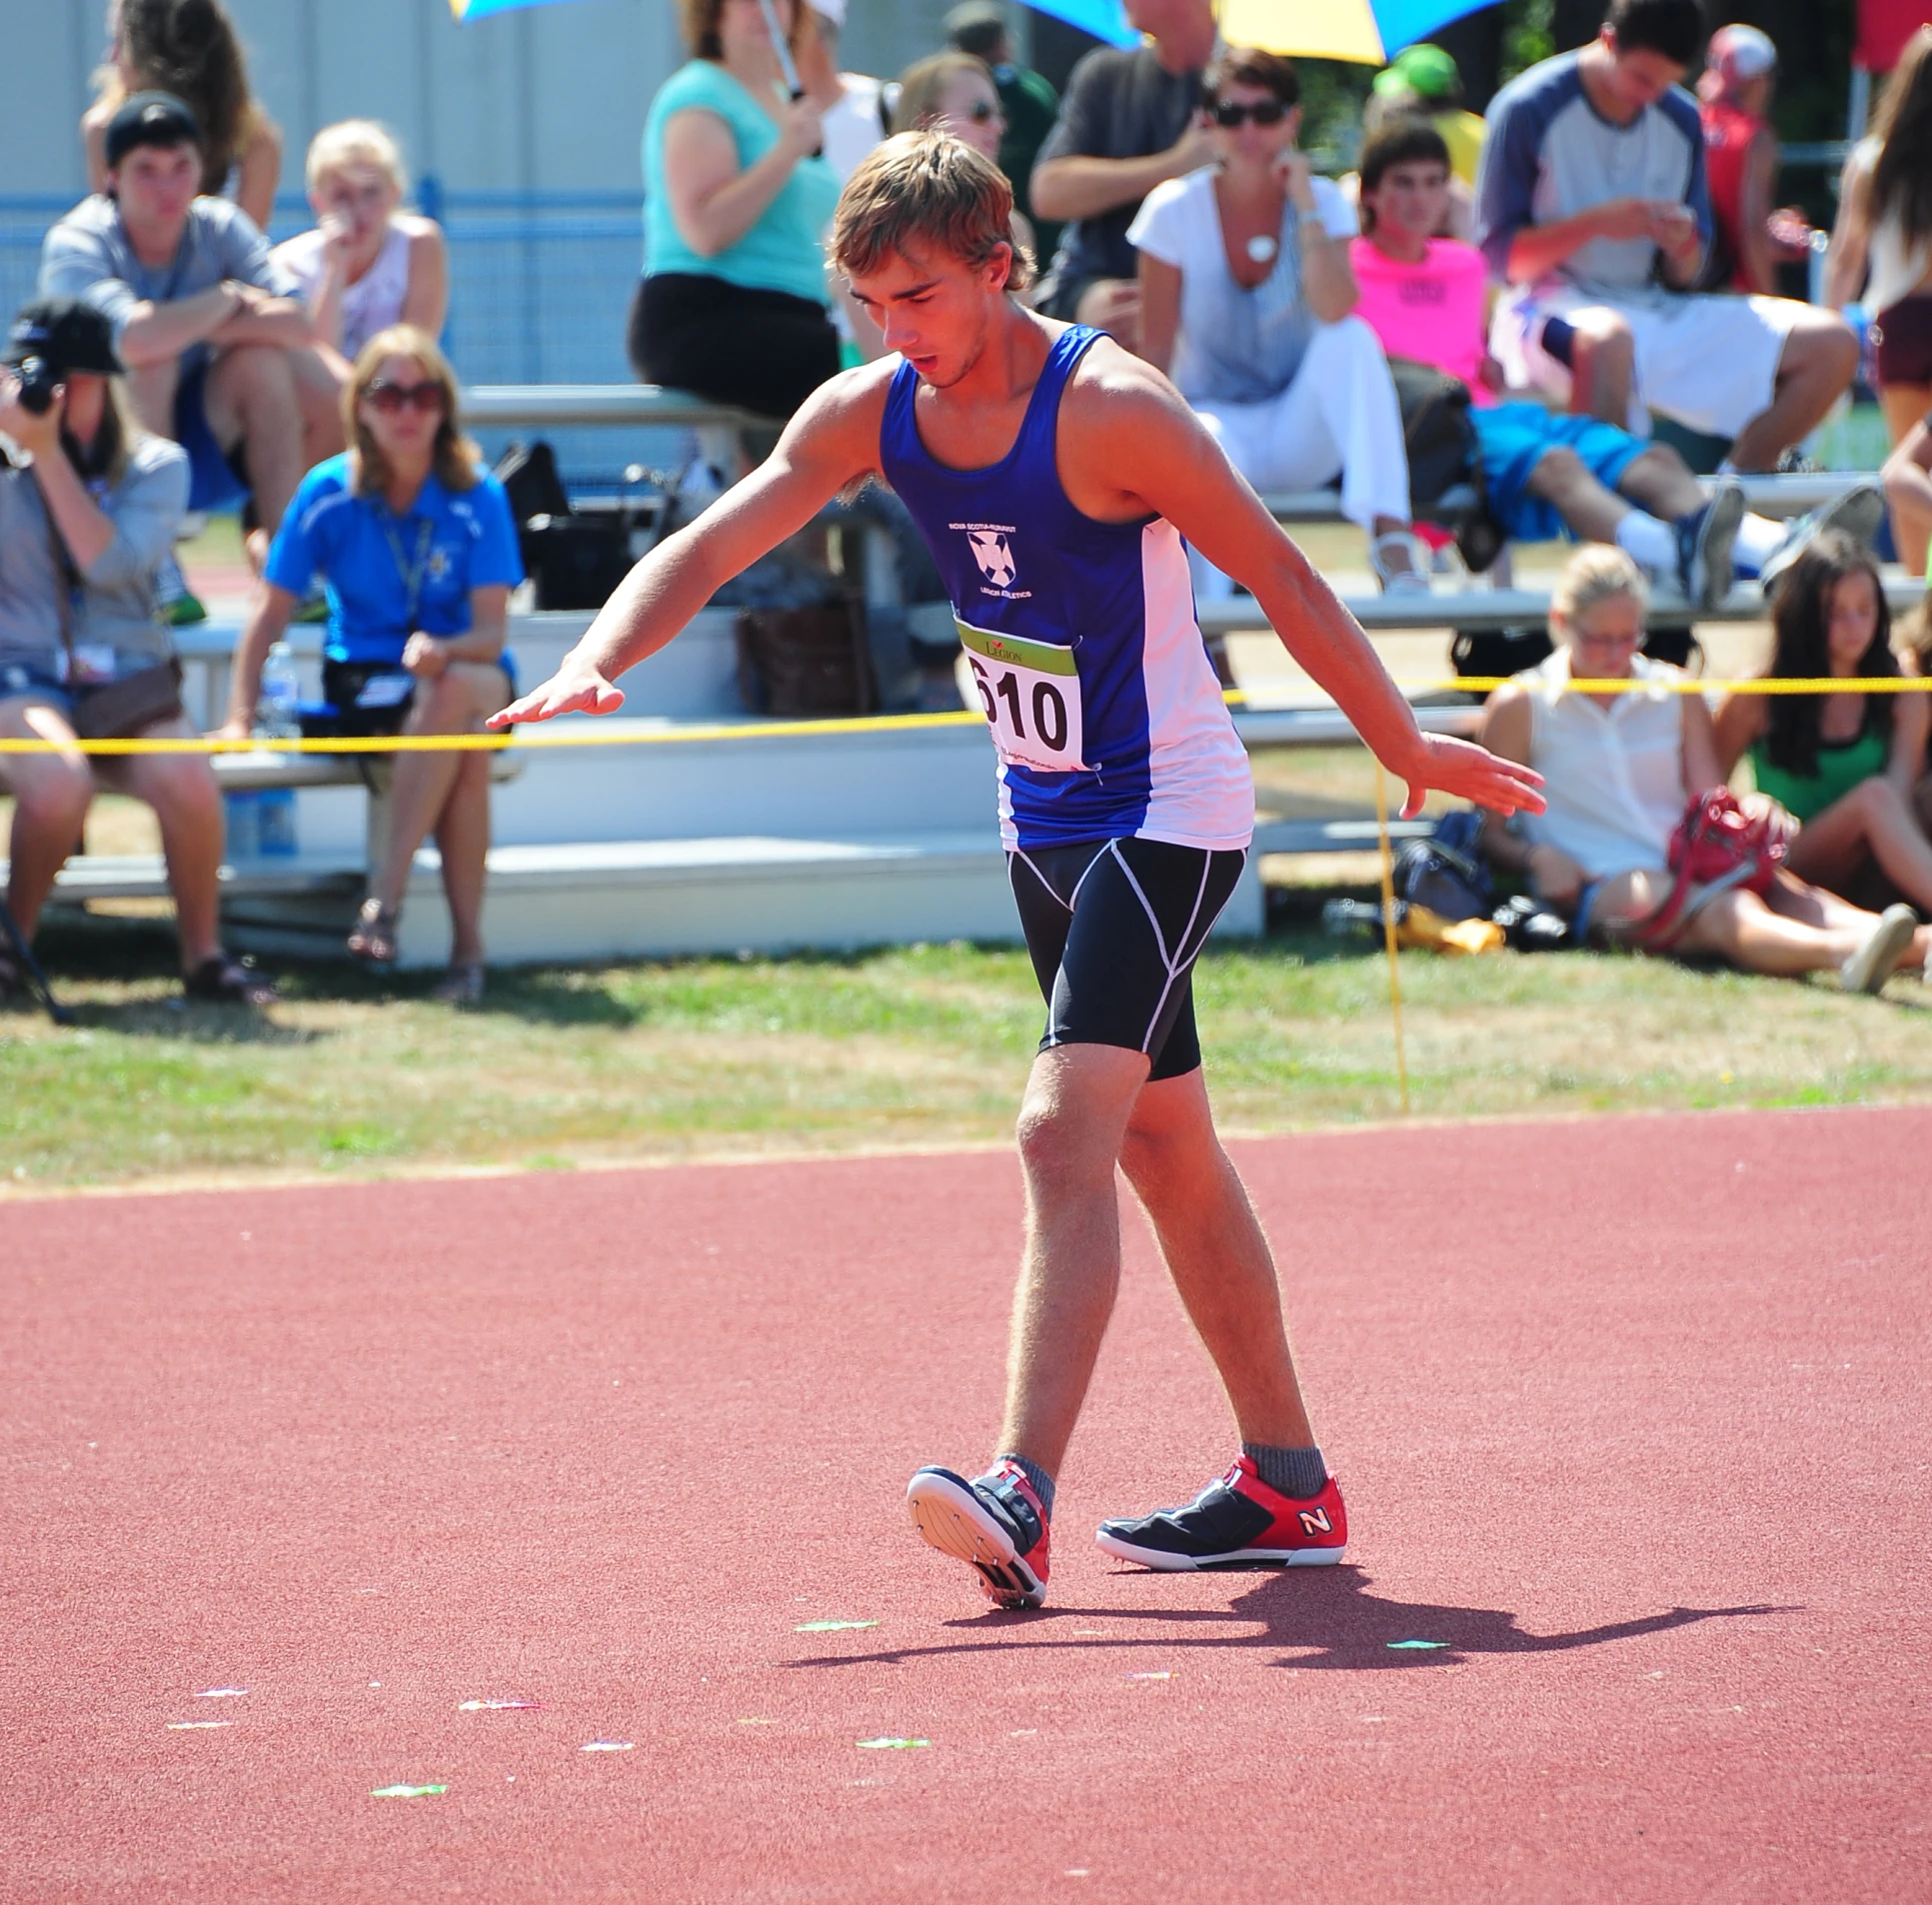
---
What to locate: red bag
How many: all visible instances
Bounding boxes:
[1637,788,1789,949]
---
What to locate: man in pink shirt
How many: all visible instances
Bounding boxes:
[1350,118,1782,604]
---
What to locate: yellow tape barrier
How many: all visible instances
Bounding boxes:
[0,676,1925,755]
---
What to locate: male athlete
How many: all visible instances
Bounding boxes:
[491,135,1543,1608]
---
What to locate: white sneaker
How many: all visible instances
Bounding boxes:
[1758,483,1887,598]
[1370,531,1433,595]
[1839,903,1918,994]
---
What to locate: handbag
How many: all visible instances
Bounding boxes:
[72,659,186,741]
[1636,787,1789,949]
[1385,357,1506,574]
[736,600,877,718]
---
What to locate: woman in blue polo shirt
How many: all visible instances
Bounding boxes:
[224,324,523,1003]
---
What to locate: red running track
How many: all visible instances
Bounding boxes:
[3,1105,1928,1901]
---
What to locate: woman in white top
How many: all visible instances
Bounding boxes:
[274,122,449,367]
[1479,546,1927,991]
[1826,27,1932,448]
[1127,47,1421,592]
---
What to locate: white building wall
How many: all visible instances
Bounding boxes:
[2,0,971,201]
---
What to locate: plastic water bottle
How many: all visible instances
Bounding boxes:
[258,640,302,743]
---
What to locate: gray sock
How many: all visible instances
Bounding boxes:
[1243,1442,1327,1500]
[992,1453,1055,1522]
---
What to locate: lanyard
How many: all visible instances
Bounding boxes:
[378,510,436,628]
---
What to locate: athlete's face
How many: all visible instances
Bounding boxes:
[846,239,1011,388]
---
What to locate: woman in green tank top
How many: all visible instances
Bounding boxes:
[1713,531,1932,911]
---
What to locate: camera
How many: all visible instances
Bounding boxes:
[12,355,58,416]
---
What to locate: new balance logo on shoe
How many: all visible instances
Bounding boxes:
[1297,1507,1332,1536]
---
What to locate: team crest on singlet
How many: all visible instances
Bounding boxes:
[952,521,1031,599]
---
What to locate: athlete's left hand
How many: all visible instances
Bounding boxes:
[1400,732,1545,821]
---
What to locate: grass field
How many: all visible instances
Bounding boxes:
[8,890,1932,1192]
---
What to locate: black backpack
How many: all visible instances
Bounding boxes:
[1386,357,1506,574]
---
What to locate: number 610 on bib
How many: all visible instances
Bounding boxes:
[957,619,1086,774]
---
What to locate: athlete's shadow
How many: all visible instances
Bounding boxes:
[791,1568,1791,1672]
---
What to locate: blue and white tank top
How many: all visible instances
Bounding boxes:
[878,325,1253,853]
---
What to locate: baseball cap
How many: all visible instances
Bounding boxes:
[1706,23,1777,84]
[6,299,124,377]
[946,1,1008,58]
[103,91,202,171]
[1373,43,1461,102]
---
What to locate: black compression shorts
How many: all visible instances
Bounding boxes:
[1007,836,1248,1081]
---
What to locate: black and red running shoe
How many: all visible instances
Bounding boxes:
[907,1460,1051,1609]
[1095,1455,1347,1570]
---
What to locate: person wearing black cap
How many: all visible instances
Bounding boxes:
[39,90,343,569]
[0,297,271,1005]
[945,1,1062,262]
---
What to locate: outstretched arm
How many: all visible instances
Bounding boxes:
[489,371,887,728]
[1061,356,1544,819]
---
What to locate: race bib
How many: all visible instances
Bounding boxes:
[958,619,1085,774]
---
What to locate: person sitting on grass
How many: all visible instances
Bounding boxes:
[1128,48,1426,593]
[1479,544,1928,992]
[0,298,272,1005]
[40,91,345,567]
[222,327,522,1006]
[1350,117,1881,604]
[273,122,450,367]
[1712,533,1932,914]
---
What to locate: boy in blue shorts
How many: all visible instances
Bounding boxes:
[493,134,1544,1609]
[1353,118,1880,601]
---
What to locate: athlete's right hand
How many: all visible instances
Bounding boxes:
[486,660,626,729]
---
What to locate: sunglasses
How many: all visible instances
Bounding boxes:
[1210,98,1288,128]
[363,380,446,416]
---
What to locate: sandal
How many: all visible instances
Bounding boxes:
[431,960,486,1007]
[347,898,401,966]
[184,954,278,1007]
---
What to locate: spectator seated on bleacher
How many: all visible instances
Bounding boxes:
[0,299,271,1006]
[83,0,283,233]
[1351,118,1870,604]
[893,53,1036,267]
[41,92,345,569]
[1355,43,1485,240]
[1712,532,1932,914]
[274,122,449,368]
[1476,0,1857,473]
[222,327,523,1007]
[631,0,844,421]
[1129,49,1426,593]
[1477,545,1927,991]
[1026,0,1217,353]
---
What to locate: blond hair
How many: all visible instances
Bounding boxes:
[306,119,408,199]
[832,131,1032,292]
[345,325,479,498]
[1550,544,1647,629]
[892,52,995,134]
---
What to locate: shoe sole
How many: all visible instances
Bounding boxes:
[1815,483,1886,552]
[1841,904,1918,994]
[907,1470,1045,1609]
[1694,483,1746,612]
[1094,1528,1345,1571]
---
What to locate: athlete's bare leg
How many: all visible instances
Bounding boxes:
[1116,1066,1313,1447]
[995,1043,1143,1477]
[995,1046,1313,1478]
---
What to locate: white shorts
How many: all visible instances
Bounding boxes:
[1490,283,1802,439]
